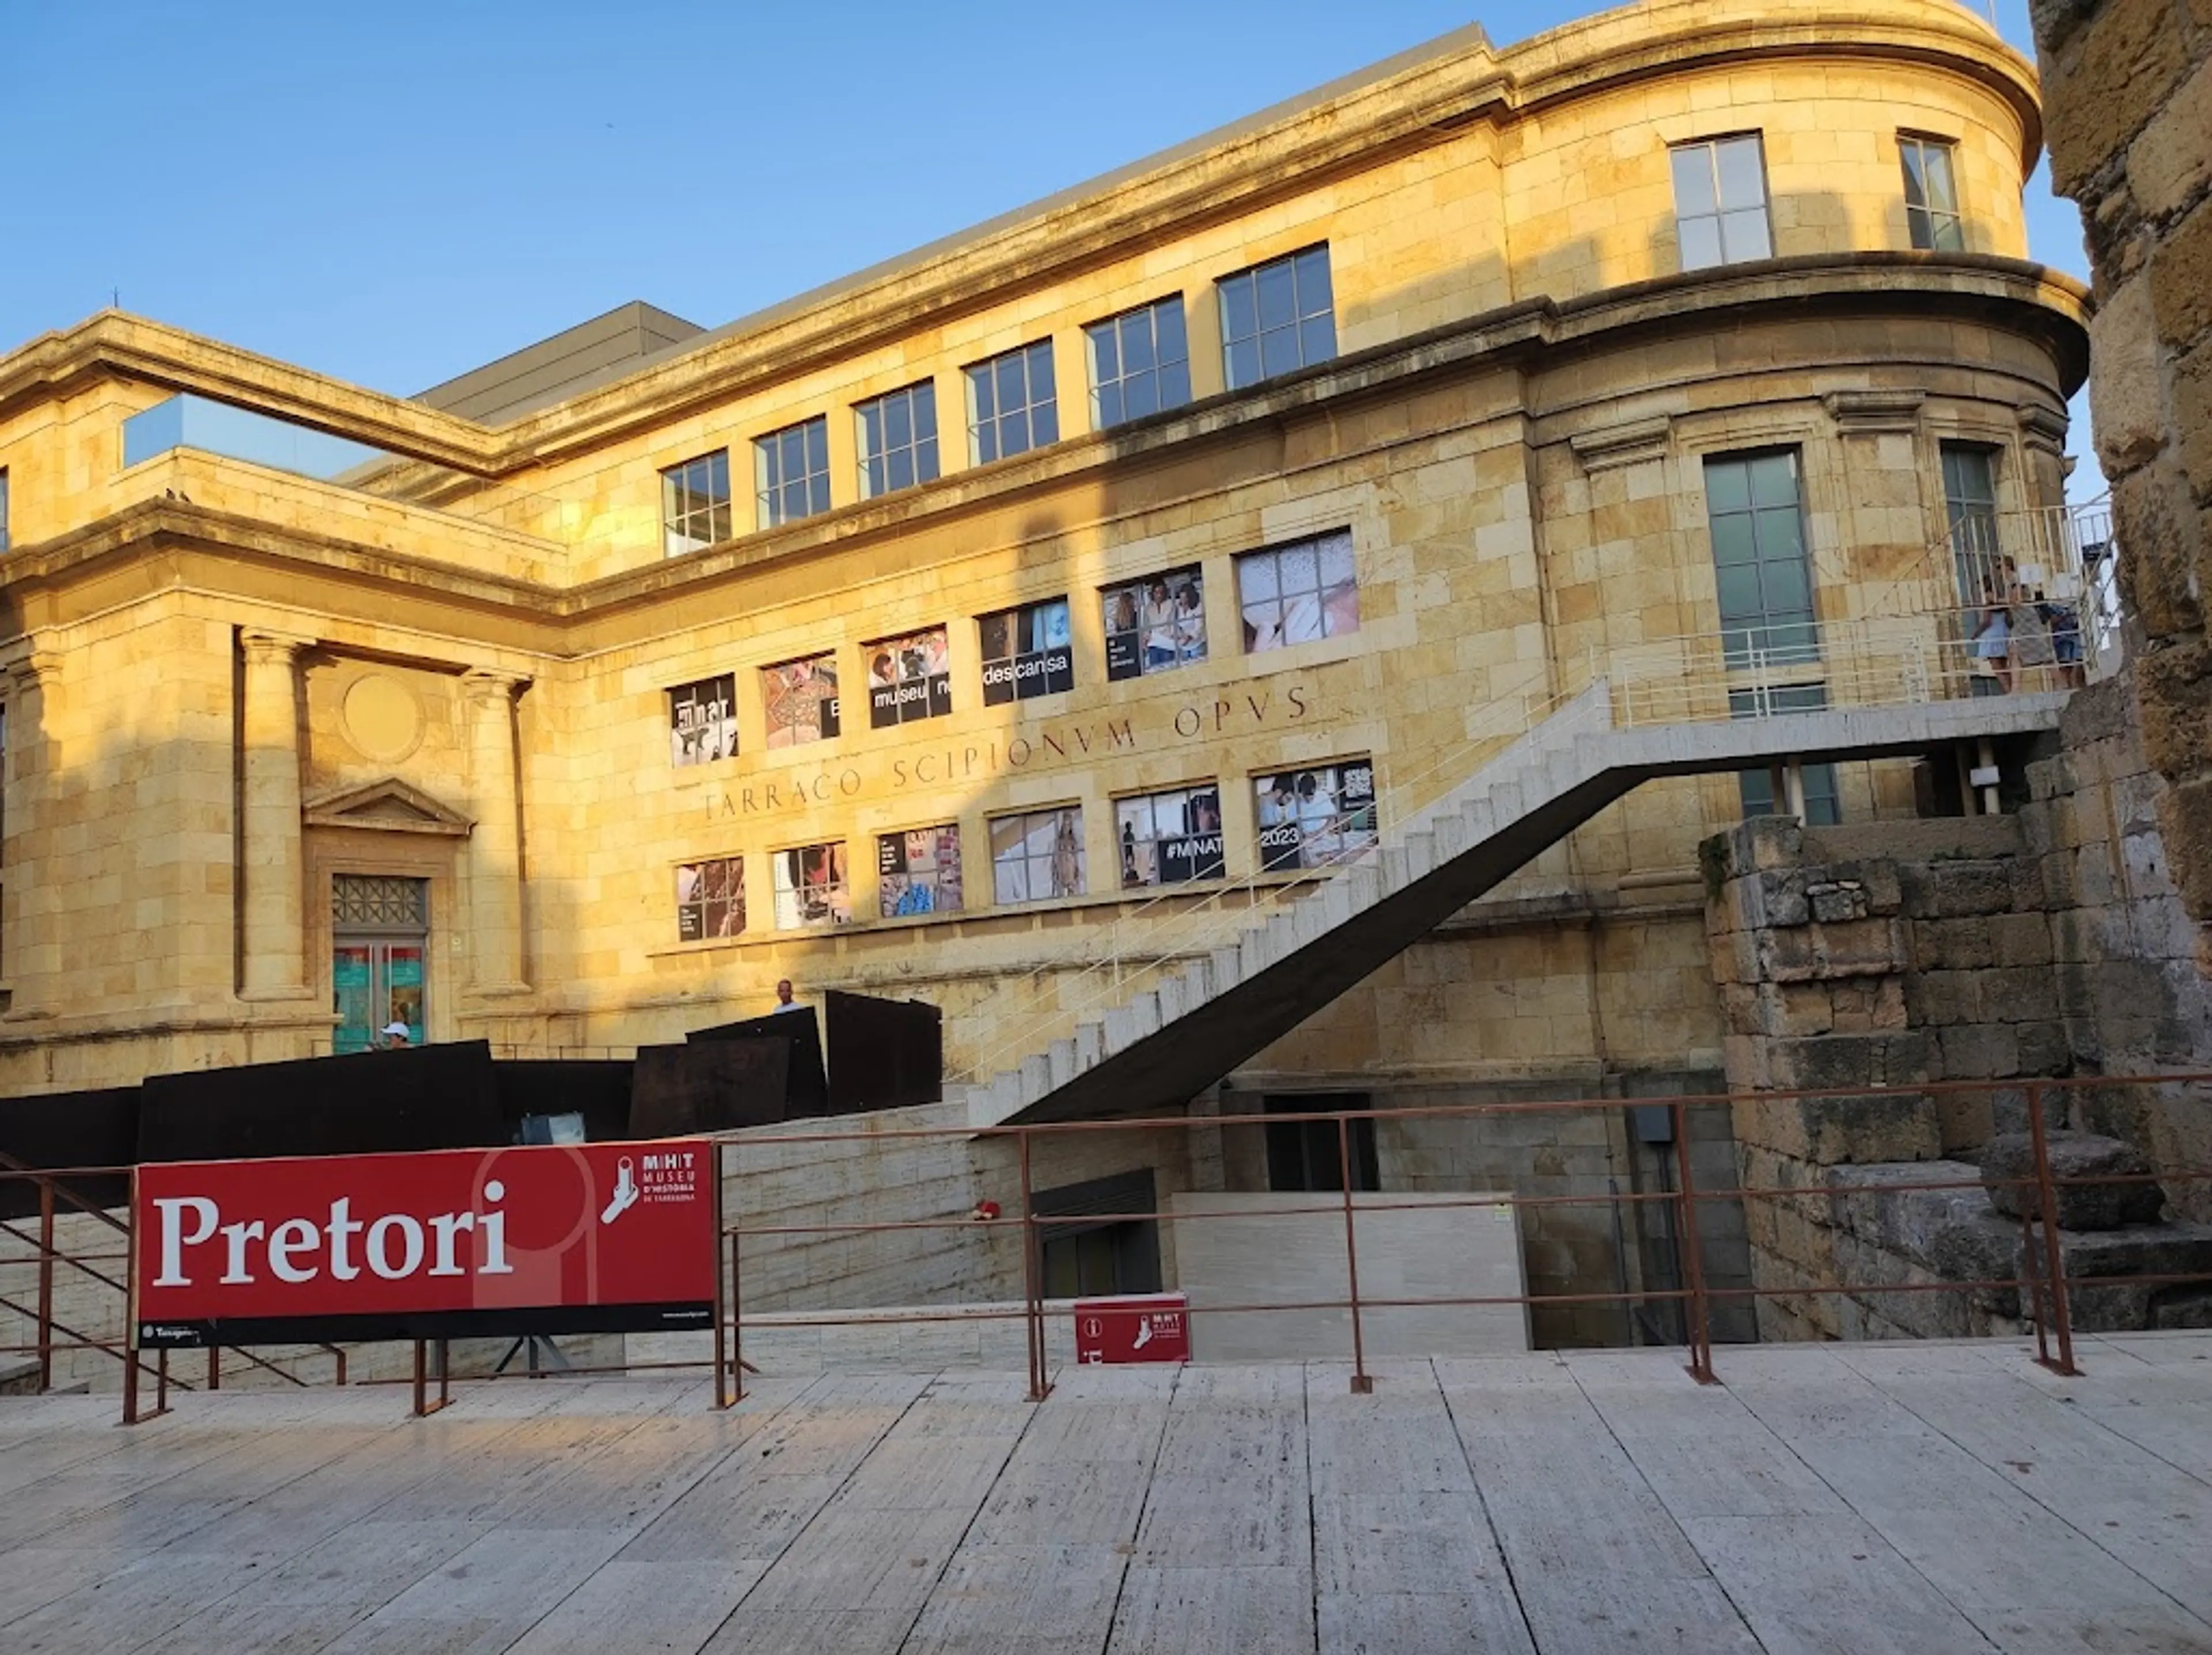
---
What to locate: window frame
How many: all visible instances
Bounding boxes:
[1899,133,1965,253]
[1940,442,2003,605]
[1254,758,1378,873]
[770,840,852,931]
[1703,447,1818,669]
[989,804,1087,907]
[674,853,747,942]
[760,652,843,749]
[1217,244,1336,391]
[753,415,832,529]
[666,673,738,768]
[978,597,1075,705]
[1113,782,1226,889]
[1731,684,1842,825]
[854,380,941,499]
[877,823,964,919]
[964,340,1059,465]
[1670,134,1774,271]
[1236,529,1361,655]
[1085,296,1192,429]
[862,626,954,728]
[0,467,9,552]
[660,449,733,559]
[1103,565,1208,681]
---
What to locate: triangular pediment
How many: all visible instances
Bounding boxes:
[302,777,474,836]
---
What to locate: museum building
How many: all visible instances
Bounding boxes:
[0,0,2093,1334]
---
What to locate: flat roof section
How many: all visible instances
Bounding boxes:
[414,300,703,425]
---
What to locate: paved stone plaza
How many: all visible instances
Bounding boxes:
[1,1338,2209,1653]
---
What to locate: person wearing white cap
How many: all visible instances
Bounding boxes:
[378,1021,412,1050]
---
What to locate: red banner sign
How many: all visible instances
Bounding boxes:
[1074,1293,1190,1365]
[134,1140,715,1349]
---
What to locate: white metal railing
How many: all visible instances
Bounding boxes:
[949,601,2075,1097]
[1869,499,2118,680]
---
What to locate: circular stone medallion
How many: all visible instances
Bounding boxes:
[342,673,425,764]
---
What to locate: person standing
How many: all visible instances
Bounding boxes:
[772,978,803,1014]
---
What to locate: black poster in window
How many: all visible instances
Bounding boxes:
[1105,631,1142,681]
[983,646,1075,706]
[1161,832,1226,884]
[865,629,952,729]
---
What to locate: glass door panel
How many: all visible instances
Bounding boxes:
[332,944,375,1054]
[332,939,428,1051]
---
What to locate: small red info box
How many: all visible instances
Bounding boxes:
[1073,1293,1190,1365]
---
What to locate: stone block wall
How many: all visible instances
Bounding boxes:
[2032,0,2212,936]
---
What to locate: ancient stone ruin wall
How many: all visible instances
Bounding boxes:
[2032,0,2212,942]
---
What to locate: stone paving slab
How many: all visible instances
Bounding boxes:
[0,1336,2208,1653]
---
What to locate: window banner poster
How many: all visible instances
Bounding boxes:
[668,675,737,767]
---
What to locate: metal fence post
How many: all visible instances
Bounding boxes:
[1339,1114,1373,1395]
[712,1141,731,1410]
[2024,1081,2081,1376]
[1019,1130,1048,1403]
[1672,1101,1716,1384]
[36,1180,54,1394]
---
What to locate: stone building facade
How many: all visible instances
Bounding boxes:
[0,0,2097,1342]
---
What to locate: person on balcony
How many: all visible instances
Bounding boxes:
[1973,582,2013,692]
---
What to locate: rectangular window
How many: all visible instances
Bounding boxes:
[990,805,1086,906]
[675,854,746,942]
[878,824,964,918]
[1237,529,1359,653]
[1900,135,1964,252]
[755,416,831,528]
[0,468,9,552]
[1671,135,1773,270]
[1255,759,1377,872]
[1264,1095,1380,1194]
[1941,443,2001,604]
[771,842,851,930]
[1086,297,1192,428]
[1103,566,1207,680]
[979,598,1074,705]
[1036,1171,1163,1298]
[1705,450,1817,668]
[761,653,841,748]
[965,340,1058,464]
[1116,784,1225,889]
[1731,685,1842,826]
[667,674,737,767]
[661,450,732,558]
[855,381,940,498]
[1218,245,1335,391]
[864,626,953,728]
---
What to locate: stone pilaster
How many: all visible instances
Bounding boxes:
[461,668,531,995]
[1,645,64,1014]
[240,630,315,999]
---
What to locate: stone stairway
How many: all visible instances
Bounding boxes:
[959,680,2073,1127]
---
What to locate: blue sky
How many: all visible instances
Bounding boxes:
[1,0,2096,490]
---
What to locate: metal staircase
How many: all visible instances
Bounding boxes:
[953,611,2075,1128]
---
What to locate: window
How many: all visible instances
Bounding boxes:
[855,382,940,498]
[878,824,964,918]
[1116,785,1225,888]
[990,805,1086,905]
[667,674,737,767]
[965,340,1058,464]
[1705,450,1816,668]
[1086,297,1191,427]
[755,416,831,528]
[1731,685,1842,826]
[0,468,9,552]
[771,842,851,930]
[1036,1171,1163,1299]
[661,450,732,558]
[864,627,953,728]
[1264,1095,1380,1194]
[1237,529,1359,653]
[1941,444,2002,604]
[1218,245,1335,391]
[760,653,841,748]
[979,598,1074,705]
[1671,135,1773,270]
[1900,136,1964,252]
[675,855,745,942]
[1255,759,1377,872]
[1103,566,1207,680]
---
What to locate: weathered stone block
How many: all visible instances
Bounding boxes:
[2150,198,2212,353]
[1904,969,1983,1025]
[2059,1224,2212,1330]
[1737,816,1804,874]
[1986,967,2061,1024]
[2042,0,2192,192]
[2016,1021,2074,1077]
[1982,1130,2166,1228]
[1914,917,1995,971]
[1936,1022,2020,1081]
[2115,458,2206,639]
[1990,911,2056,968]
[2089,277,2171,473]
[2128,57,2212,221]
[1764,1031,1931,1092]
[2154,775,2212,921]
[1809,883,1869,924]
[1750,868,1810,929]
